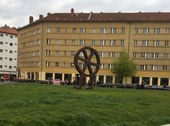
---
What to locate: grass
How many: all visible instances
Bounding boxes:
[0,83,170,126]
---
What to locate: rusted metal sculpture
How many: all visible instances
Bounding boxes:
[74,46,100,88]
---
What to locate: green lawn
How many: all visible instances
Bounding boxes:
[0,83,170,126]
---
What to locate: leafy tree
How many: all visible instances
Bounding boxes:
[111,51,136,84]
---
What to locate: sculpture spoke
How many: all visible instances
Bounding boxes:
[78,56,86,62]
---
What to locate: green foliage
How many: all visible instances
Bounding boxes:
[111,51,136,81]
[0,84,170,126]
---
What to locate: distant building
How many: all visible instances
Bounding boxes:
[0,25,18,80]
[18,9,170,86]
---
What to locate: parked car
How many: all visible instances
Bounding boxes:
[52,79,61,85]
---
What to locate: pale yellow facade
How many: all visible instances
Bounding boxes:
[18,21,170,86]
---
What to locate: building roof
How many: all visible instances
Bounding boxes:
[19,9,170,30]
[0,25,18,35]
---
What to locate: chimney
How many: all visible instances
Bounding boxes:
[29,16,33,24]
[71,8,74,14]
[39,14,43,19]
[47,12,52,16]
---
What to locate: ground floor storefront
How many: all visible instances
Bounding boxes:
[19,71,170,86]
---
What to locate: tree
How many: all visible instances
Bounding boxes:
[111,51,136,84]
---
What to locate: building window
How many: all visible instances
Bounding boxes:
[0,34,3,37]
[71,63,74,68]
[109,52,115,57]
[56,51,60,56]
[141,52,147,58]
[9,58,12,61]
[46,39,50,45]
[47,27,51,33]
[46,61,50,67]
[134,28,138,34]
[92,28,96,33]
[56,27,60,33]
[121,28,125,34]
[80,40,85,45]
[100,64,104,69]
[142,40,148,46]
[9,50,13,53]
[55,62,59,67]
[56,40,61,45]
[9,66,12,69]
[153,40,159,46]
[98,52,104,57]
[154,28,160,34]
[71,51,76,56]
[72,28,76,33]
[72,40,76,45]
[100,28,106,34]
[80,28,86,34]
[92,40,96,45]
[141,65,147,70]
[0,41,3,45]
[110,28,116,34]
[165,40,169,46]
[132,52,136,58]
[152,65,158,71]
[0,57,3,60]
[166,28,170,34]
[10,43,13,46]
[120,40,125,46]
[143,28,149,34]
[99,40,105,46]
[10,35,13,38]
[0,65,2,68]
[46,50,51,56]
[110,40,115,46]
[152,53,159,59]
[162,65,168,71]
[163,53,168,59]
[108,64,113,69]
[0,49,3,52]
[134,40,138,46]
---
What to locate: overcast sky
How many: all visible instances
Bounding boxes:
[1,0,170,28]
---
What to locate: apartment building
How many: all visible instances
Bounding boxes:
[0,25,18,80]
[18,9,170,85]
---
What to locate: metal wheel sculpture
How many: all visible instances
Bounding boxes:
[74,46,100,87]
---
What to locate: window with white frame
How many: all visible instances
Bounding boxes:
[166,28,170,34]
[100,64,104,69]
[100,28,106,34]
[108,64,113,69]
[152,53,159,59]
[121,28,125,34]
[55,62,59,67]
[134,40,138,46]
[153,40,160,46]
[56,40,61,45]
[80,28,86,34]
[152,65,158,71]
[46,39,50,45]
[162,65,168,71]
[163,53,168,59]
[165,40,169,46]
[110,40,115,46]
[154,28,160,34]
[120,40,125,46]
[109,52,115,57]
[143,28,149,34]
[71,51,76,56]
[80,40,85,45]
[72,40,75,45]
[99,40,105,46]
[134,28,138,34]
[92,40,96,45]
[142,40,148,46]
[110,28,116,34]
[98,52,104,57]
[132,52,136,58]
[46,61,50,67]
[56,27,60,33]
[47,27,51,33]
[141,52,147,58]
[46,50,51,56]
[141,65,147,70]
[92,28,96,33]
[56,51,60,56]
